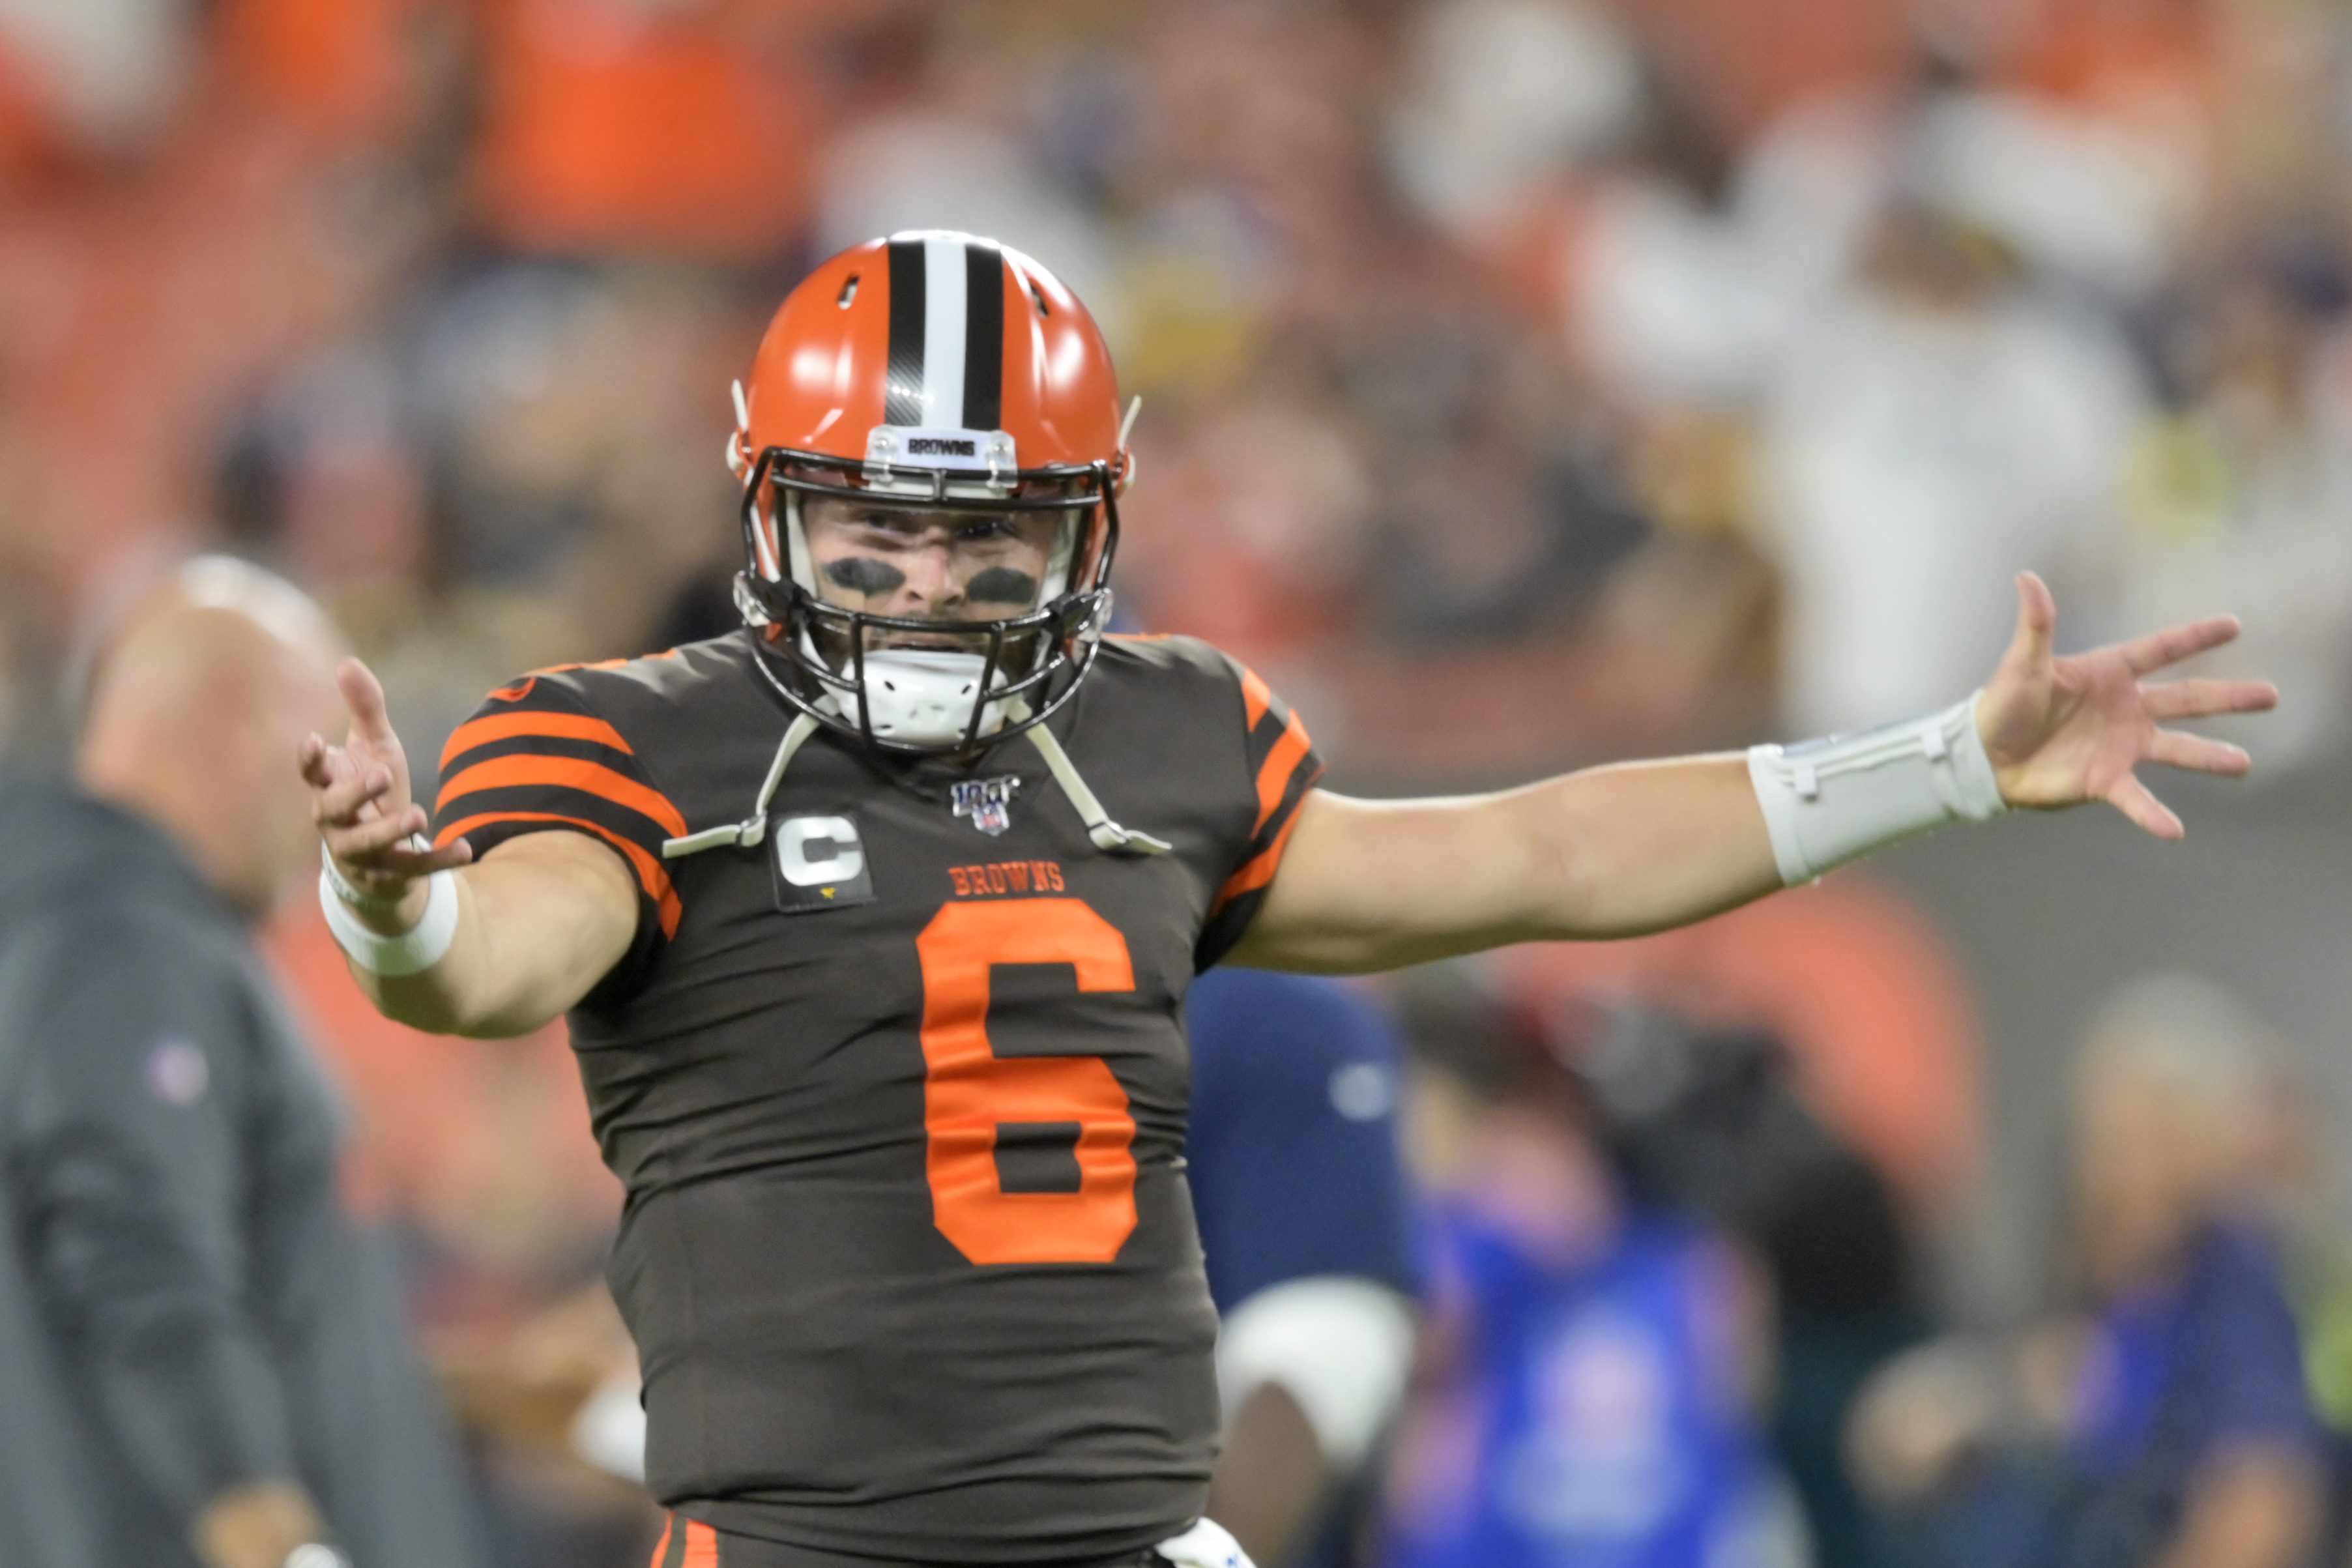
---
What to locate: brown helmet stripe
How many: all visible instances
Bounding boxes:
[884,237,927,426]
[962,240,1004,433]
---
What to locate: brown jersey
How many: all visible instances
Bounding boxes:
[431,632,1322,1564]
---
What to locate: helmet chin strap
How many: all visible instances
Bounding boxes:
[660,690,1170,862]
[661,703,828,859]
[1006,697,1171,856]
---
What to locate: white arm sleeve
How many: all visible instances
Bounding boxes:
[1746,691,2008,885]
[1215,1275,1417,1474]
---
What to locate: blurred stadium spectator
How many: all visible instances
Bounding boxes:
[5,0,2343,779]
[1185,966,1419,1568]
[1479,927,1949,1568]
[1376,961,1803,1568]
[0,557,478,1568]
[1569,1007,1923,1568]
[1848,974,2324,1568]
[267,906,648,1567]
[1494,867,1981,1567]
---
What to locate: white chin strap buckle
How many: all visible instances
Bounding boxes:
[855,648,1008,746]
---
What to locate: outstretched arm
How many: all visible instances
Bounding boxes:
[300,660,636,1037]
[1230,574,2276,974]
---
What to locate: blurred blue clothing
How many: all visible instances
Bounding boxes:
[1384,1204,1774,1568]
[1185,966,1414,1313]
[2071,1219,2321,1477]
[1907,1219,2325,1568]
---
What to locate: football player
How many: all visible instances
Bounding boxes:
[300,231,2274,1568]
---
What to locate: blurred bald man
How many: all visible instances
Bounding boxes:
[0,559,479,1568]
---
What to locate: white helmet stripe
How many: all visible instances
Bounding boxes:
[920,233,969,430]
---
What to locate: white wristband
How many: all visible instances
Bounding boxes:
[318,864,459,975]
[1747,691,2009,886]
[321,840,411,914]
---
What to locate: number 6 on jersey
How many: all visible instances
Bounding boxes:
[916,899,1140,1264]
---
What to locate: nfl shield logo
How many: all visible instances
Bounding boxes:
[951,775,1020,836]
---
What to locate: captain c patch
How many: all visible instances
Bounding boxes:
[770,812,877,913]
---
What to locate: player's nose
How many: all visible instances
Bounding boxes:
[899,541,959,605]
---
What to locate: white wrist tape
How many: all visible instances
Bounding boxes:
[1747,691,2008,885]
[321,840,410,914]
[318,864,459,975]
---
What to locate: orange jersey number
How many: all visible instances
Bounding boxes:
[915,898,1139,1265]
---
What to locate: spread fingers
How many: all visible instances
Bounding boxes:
[2106,773,2185,839]
[2140,677,2278,719]
[324,804,430,862]
[2145,727,2252,776]
[382,836,474,877]
[310,759,396,829]
[2117,615,2242,676]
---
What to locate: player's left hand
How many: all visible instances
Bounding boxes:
[1977,572,2278,837]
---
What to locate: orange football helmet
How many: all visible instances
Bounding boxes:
[732,230,1132,752]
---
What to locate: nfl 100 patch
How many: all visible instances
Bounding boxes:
[950,774,1021,836]
[770,811,877,912]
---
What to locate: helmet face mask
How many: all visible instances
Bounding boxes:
[731,232,1130,756]
[736,444,1121,753]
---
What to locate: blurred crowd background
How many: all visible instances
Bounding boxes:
[7,0,2352,1564]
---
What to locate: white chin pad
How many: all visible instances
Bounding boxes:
[858,648,1008,746]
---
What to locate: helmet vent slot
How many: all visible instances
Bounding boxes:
[1028,280,1049,317]
[838,274,861,307]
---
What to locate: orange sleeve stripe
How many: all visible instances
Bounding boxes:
[1240,667,1272,730]
[439,710,635,772]
[1214,781,1318,910]
[680,1520,721,1568]
[1252,708,1313,832]
[436,810,682,939]
[437,755,689,839]
[487,648,682,703]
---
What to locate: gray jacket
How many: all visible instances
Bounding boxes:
[0,780,480,1568]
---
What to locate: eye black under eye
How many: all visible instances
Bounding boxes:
[965,566,1040,605]
[823,558,907,597]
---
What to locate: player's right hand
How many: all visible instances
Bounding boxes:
[299,657,472,907]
